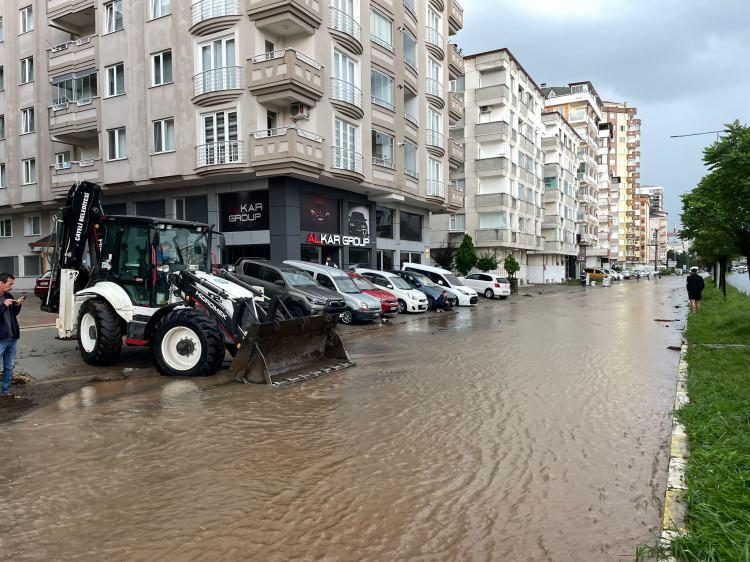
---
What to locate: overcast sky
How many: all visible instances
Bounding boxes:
[455,0,750,229]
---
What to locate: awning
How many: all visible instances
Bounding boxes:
[29,233,56,249]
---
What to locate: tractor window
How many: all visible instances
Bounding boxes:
[117,225,150,305]
[157,227,208,272]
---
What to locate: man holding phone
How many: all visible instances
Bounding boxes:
[0,273,23,397]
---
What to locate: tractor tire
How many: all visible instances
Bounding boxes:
[151,308,224,377]
[287,304,306,318]
[77,299,124,366]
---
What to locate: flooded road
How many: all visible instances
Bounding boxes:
[0,278,687,561]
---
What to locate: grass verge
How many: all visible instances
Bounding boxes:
[670,280,750,561]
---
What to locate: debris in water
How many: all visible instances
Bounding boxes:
[522,294,533,297]
[654,319,677,322]
[667,346,681,351]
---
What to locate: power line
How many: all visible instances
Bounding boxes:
[669,130,726,139]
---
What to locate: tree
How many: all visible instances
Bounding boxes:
[454,234,478,276]
[503,254,521,278]
[431,245,456,271]
[476,252,499,272]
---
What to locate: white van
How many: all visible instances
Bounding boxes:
[400,262,478,306]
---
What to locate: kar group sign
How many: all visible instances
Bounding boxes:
[219,191,269,232]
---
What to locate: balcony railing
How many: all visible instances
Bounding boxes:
[425,26,444,49]
[426,128,444,147]
[405,112,418,127]
[330,77,362,108]
[425,77,443,98]
[191,0,240,26]
[249,126,324,174]
[329,6,361,42]
[193,66,242,97]
[196,140,244,167]
[427,179,445,198]
[332,147,363,174]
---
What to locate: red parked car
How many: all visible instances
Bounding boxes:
[34,271,53,299]
[347,272,399,318]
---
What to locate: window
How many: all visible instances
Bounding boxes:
[24,255,43,276]
[333,118,358,171]
[150,0,170,19]
[370,8,392,49]
[199,110,239,164]
[151,50,172,86]
[0,115,4,139]
[449,214,465,231]
[427,158,442,196]
[105,0,124,33]
[198,37,237,93]
[0,164,5,188]
[404,141,417,178]
[106,64,125,96]
[400,211,422,242]
[478,212,507,229]
[376,206,393,238]
[21,107,34,134]
[371,130,394,168]
[20,57,33,84]
[24,215,40,236]
[0,218,12,237]
[371,69,393,110]
[22,158,36,185]
[0,65,4,90]
[51,70,97,105]
[403,30,417,70]
[107,127,127,160]
[55,151,71,170]
[426,58,442,97]
[332,50,357,104]
[20,5,33,33]
[153,118,175,153]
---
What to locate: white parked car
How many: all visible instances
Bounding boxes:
[603,268,622,281]
[354,268,429,313]
[400,262,479,306]
[460,273,511,299]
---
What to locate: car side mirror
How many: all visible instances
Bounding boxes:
[414,282,421,288]
[437,280,444,285]
[274,279,285,287]
[386,284,393,289]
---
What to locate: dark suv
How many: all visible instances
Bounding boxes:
[235,259,347,318]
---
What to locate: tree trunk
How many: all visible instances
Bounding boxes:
[719,256,727,297]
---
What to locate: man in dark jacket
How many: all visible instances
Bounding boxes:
[0,273,23,397]
[434,290,453,312]
[686,267,705,313]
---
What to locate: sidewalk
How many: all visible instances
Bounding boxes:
[13,294,57,328]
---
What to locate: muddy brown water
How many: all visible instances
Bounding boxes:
[0,278,687,561]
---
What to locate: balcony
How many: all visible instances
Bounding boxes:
[518,133,535,153]
[448,0,464,35]
[475,84,510,106]
[48,97,99,139]
[476,193,511,208]
[448,92,464,122]
[425,27,445,60]
[331,147,364,181]
[195,140,246,174]
[193,66,243,107]
[250,126,324,178]
[449,139,464,168]
[47,0,95,35]
[330,78,363,119]
[475,120,509,141]
[429,0,445,11]
[476,156,509,177]
[191,0,242,35]
[448,184,465,210]
[249,49,323,107]
[475,228,512,244]
[48,35,97,75]
[328,6,362,54]
[248,0,322,36]
[50,159,100,195]
[426,180,445,203]
[448,44,464,77]
[426,129,445,158]
[425,78,445,109]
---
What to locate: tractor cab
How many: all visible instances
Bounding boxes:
[97,216,211,307]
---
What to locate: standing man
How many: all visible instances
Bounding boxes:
[0,273,23,397]
[686,266,705,313]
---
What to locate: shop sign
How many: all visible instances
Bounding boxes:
[306,232,370,247]
[219,191,269,232]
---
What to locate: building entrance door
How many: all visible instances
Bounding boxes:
[301,245,341,267]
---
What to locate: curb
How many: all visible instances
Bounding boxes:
[660,341,690,558]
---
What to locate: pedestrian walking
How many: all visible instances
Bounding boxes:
[686,266,705,313]
[0,273,24,397]
[434,290,453,312]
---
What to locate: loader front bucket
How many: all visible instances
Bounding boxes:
[230,314,354,387]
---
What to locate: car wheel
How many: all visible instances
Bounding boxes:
[426,296,435,310]
[340,309,354,325]
[397,299,407,313]
[287,304,306,318]
[484,288,494,299]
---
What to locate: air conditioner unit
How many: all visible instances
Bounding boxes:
[290,102,310,121]
[479,106,491,113]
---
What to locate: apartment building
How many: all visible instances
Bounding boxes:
[432,48,545,283]
[0,0,464,288]
[637,185,668,267]
[542,82,605,268]
[528,110,579,283]
[604,101,641,266]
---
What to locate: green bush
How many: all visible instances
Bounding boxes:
[455,234,478,276]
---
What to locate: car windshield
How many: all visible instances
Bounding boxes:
[389,276,412,290]
[334,276,360,294]
[283,271,318,287]
[444,273,463,286]
[411,273,438,287]
[157,227,209,272]
[351,275,376,290]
